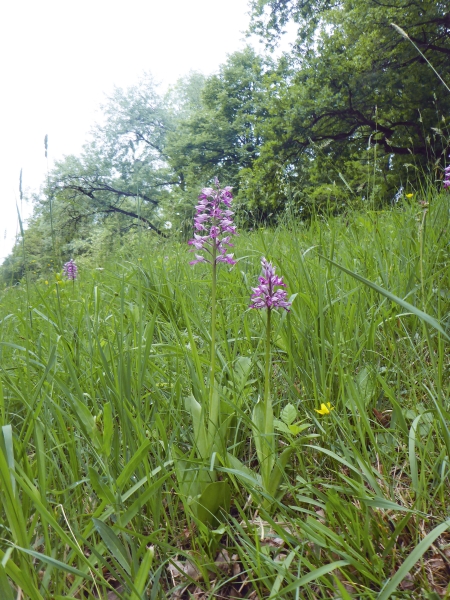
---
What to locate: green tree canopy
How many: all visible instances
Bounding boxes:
[166,48,270,196]
[244,0,450,213]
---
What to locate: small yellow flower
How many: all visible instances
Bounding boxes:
[315,402,334,415]
[45,280,49,285]
[405,193,414,198]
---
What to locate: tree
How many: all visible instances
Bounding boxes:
[166,48,270,199]
[245,0,450,213]
[46,74,179,243]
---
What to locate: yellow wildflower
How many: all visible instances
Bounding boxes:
[315,402,334,415]
[405,193,414,198]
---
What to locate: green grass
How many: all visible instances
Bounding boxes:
[0,192,449,599]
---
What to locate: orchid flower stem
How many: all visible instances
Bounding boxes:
[209,244,218,429]
[264,307,272,426]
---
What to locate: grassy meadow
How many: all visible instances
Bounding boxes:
[0,191,449,599]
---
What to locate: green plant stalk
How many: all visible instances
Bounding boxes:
[419,207,427,310]
[261,307,275,490]
[264,308,272,429]
[209,244,218,435]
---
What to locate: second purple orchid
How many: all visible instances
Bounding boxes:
[188,178,237,265]
[250,258,291,311]
[444,165,450,189]
[63,259,78,281]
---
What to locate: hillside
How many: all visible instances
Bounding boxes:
[0,189,449,598]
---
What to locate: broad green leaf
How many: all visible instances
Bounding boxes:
[280,403,297,426]
[252,398,275,488]
[194,481,231,527]
[355,366,376,408]
[88,467,116,505]
[289,422,311,436]
[92,518,131,574]
[273,419,291,435]
[232,356,252,389]
[225,453,261,488]
[185,395,208,460]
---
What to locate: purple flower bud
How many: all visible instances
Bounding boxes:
[210,207,222,218]
[216,254,237,265]
[189,254,209,265]
[63,259,78,280]
[209,226,220,239]
[188,234,207,250]
[250,258,291,311]
[195,213,210,224]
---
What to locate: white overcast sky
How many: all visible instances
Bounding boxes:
[0,0,273,262]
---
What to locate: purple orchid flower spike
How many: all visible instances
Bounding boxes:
[63,259,78,280]
[188,179,237,265]
[250,257,291,311]
[444,164,450,189]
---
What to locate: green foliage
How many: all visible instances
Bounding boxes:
[167,47,269,196]
[245,0,450,213]
[3,0,449,276]
[0,188,449,597]
[47,74,177,235]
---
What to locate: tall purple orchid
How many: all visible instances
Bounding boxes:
[63,259,78,281]
[250,258,291,486]
[188,178,237,266]
[187,179,238,437]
